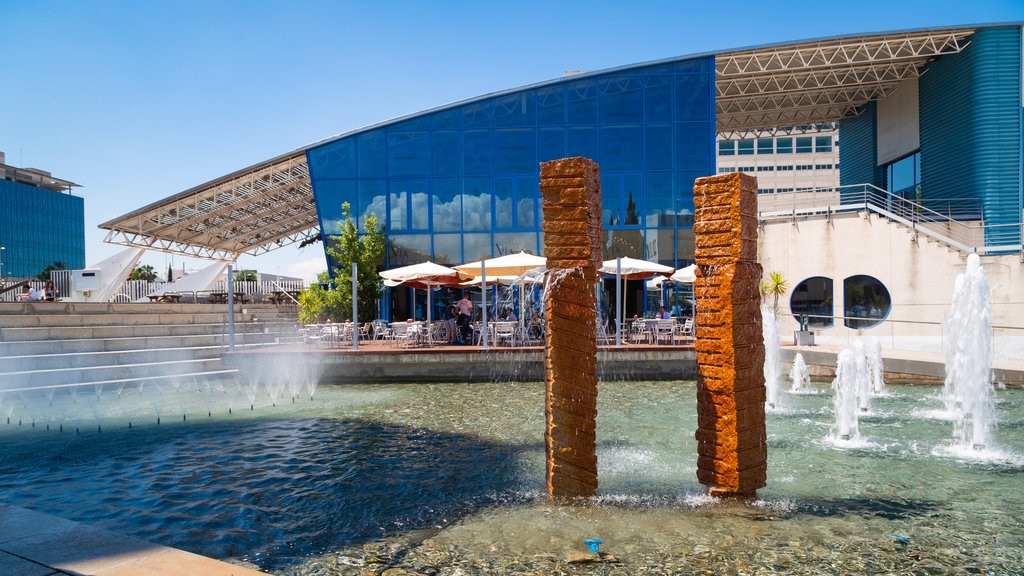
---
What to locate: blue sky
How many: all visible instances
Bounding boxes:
[3,0,1022,281]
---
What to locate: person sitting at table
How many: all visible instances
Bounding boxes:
[655,306,672,319]
[502,307,517,322]
[41,280,58,301]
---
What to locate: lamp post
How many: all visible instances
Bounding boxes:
[0,246,5,286]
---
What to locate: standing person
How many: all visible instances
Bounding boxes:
[456,293,473,344]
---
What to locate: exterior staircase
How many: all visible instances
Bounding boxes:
[0,302,300,397]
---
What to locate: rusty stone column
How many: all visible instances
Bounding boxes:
[692,172,767,499]
[539,157,603,500]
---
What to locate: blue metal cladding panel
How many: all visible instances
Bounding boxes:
[306,55,716,268]
[920,26,1022,232]
[0,180,85,279]
[838,103,880,191]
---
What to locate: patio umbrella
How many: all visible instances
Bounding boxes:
[379,261,468,325]
[670,264,697,283]
[598,257,675,346]
[455,251,547,277]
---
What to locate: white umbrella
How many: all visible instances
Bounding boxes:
[670,264,697,283]
[379,261,468,327]
[598,256,674,279]
[455,251,547,277]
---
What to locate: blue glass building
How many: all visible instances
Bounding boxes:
[0,164,84,281]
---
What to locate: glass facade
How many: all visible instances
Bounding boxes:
[306,56,716,274]
[0,179,85,280]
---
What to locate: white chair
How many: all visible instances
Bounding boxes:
[390,322,415,348]
[678,317,695,338]
[492,322,517,347]
[654,319,676,345]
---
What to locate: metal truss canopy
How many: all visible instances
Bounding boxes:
[100,153,320,261]
[716,28,974,138]
[99,26,979,259]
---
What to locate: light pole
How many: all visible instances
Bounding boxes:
[0,246,5,286]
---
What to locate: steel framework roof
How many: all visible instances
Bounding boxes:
[100,25,980,261]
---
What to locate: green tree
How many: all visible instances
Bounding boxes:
[234,269,257,282]
[305,203,384,322]
[129,264,158,282]
[35,261,68,281]
[759,271,788,316]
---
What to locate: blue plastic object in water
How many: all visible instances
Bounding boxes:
[584,538,603,553]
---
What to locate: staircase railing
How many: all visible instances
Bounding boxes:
[757,184,1023,255]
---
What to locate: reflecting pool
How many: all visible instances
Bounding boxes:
[0,380,1022,574]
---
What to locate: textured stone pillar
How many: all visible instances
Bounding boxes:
[692,172,767,499]
[539,157,603,500]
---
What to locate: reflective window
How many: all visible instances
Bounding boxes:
[432,233,462,265]
[795,136,813,153]
[815,135,833,153]
[737,140,754,155]
[776,137,793,154]
[843,275,891,329]
[718,140,735,156]
[462,178,491,232]
[757,138,774,154]
[886,152,921,197]
[431,178,461,232]
[357,180,386,231]
[790,277,834,329]
[388,234,431,267]
[357,130,387,178]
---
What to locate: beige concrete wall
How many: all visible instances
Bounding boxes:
[758,211,1024,354]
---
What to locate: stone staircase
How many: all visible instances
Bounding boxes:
[0,302,300,394]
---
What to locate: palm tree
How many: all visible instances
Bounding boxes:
[759,271,788,316]
[129,264,158,282]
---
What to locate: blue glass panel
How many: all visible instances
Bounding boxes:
[645,172,674,226]
[491,92,535,127]
[494,232,538,256]
[431,107,461,130]
[537,85,566,126]
[387,131,431,177]
[462,177,491,232]
[388,234,432,267]
[307,138,356,180]
[357,130,387,178]
[599,125,643,172]
[388,115,431,132]
[389,181,409,232]
[645,75,673,122]
[645,124,672,170]
[389,180,429,231]
[675,57,710,75]
[623,174,642,226]
[463,130,491,175]
[776,137,793,154]
[432,178,461,232]
[567,126,597,160]
[676,171,701,217]
[433,233,462,265]
[599,76,643,124]
[314,180,357,235]
[494,177,514,229]
[538,127,566,162]
[602,229,644,259]
[358,180,386,231]
[676,122,712,170]
[567,79,598,124]
[463,232,492,262]
[516,177,537,228]
[601,174,621,226]
[643,62,674,75]
[492,128,537,174]
[432,131,461,176]
[674,72,710,120]
[462,100,491,129]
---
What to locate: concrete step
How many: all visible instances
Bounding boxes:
[0,345,229,372]
[0,311,258,328]
[0,357,230,388]
[0,322,268,342]
[0,332,270,355]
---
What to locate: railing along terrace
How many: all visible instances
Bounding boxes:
[758,184,1023,255]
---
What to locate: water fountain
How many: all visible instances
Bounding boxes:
[867,337,886,395]
[853,340,871,413]
[789,352,811,393]
[941,253,995,451]
[762,303,781,409]
[830,348,861,442]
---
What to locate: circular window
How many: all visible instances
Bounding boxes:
[789,276,834,329]
[843,275,891,329]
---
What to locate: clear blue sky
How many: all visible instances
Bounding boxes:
[3,0,1022,281]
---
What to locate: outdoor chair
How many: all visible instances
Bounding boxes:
[492,322,517,347]
[654,319,676,345]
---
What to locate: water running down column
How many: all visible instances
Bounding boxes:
[539,157,603,499]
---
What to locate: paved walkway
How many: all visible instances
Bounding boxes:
[0,505,265,576]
